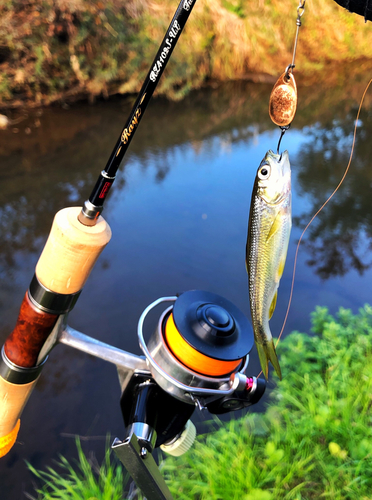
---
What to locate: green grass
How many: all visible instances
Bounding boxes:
[28,305,372,499]
[26,438,131,500]
[163,304,372,499]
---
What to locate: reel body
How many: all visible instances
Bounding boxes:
[120,372,195,451]
[119,290,265,462]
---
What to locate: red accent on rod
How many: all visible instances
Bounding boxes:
[98,181,113,199]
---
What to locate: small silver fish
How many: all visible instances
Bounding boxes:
[246,150,292,380]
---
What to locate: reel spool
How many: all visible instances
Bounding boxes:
[164,290,252,376]
[139,290,254,404]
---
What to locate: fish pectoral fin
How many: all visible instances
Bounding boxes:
[269,291,278,319]
[256,340,282,380]
[266,212,282,243]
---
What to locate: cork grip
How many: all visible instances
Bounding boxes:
[0,377,37,456]
[0,207,112,455]
[36,207,112,294]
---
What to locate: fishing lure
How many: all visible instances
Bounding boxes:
[269,0,306,152]
[246,150,292,380]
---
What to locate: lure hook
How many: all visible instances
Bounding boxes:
[277,125,290,156]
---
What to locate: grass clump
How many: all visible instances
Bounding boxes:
[163,304,372,499]
[27,438,129,500]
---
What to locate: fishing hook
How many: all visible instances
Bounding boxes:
[277,125,290,156]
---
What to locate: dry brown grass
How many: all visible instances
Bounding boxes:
[1,0,372,106]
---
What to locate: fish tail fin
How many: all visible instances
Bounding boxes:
[256,340,282,380]
[256,342,269,380]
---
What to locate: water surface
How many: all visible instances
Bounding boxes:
[1,80,372,498]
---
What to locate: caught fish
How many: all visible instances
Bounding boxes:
[246,150,292,380]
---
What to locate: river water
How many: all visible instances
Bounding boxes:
[1,79,372,498]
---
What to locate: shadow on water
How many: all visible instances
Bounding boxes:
[1,76,372,498]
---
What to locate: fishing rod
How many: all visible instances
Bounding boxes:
[79,0,197,226]
[0,0,199,458]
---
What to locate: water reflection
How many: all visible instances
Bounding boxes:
[0,82,271,279]
[294,107,372,279]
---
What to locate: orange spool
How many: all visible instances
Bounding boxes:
[164,313,241,377]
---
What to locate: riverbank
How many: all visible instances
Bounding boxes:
[0,0,371,109]
[163,306,372,499]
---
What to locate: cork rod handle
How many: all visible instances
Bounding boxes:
[0,207,112,457]
[36,207,112,294]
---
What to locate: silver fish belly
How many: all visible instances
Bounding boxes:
[246,150,292,380]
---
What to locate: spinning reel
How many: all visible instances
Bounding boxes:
[112,290,266,499]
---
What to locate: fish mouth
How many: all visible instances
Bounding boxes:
[266,149,290,177]
[279,149,289,162]
[259,149,291,205]
[265,149,289,167]
[265,149,280,161]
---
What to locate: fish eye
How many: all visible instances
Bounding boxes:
[258,165,270,180]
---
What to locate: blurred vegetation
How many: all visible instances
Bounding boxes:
[28,305,372,499]
[1,0,372,107]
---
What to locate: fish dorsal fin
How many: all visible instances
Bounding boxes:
[269,291,277,319]
[266,212,282,243]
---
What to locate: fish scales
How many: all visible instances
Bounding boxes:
[246,150,292,380]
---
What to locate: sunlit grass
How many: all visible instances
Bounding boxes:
[163,304,372,499]
[26,438,131,500]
